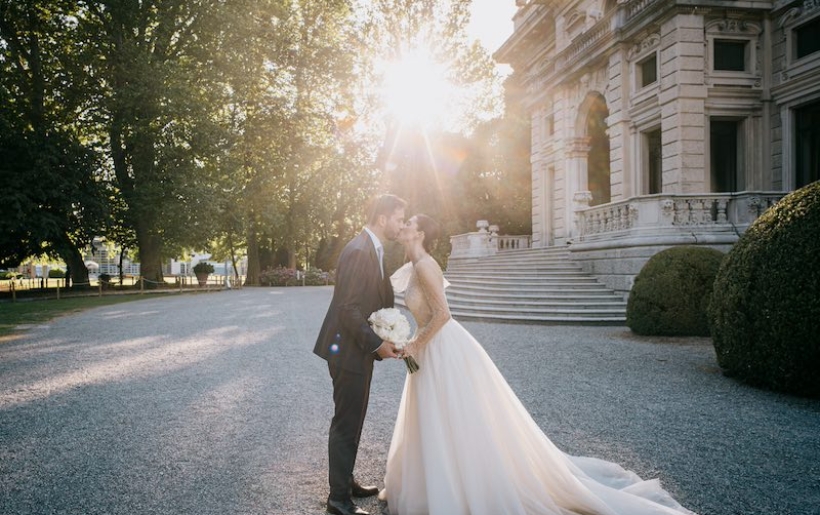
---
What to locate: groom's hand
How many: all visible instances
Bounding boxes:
[376,341,400,359]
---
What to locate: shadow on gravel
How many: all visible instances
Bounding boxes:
[0,289,818,515]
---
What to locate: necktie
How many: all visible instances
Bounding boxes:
[377,246,384,278]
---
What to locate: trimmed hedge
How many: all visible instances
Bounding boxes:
[627,246,725,336]
[259,266,334,286]
[708,182,820,397]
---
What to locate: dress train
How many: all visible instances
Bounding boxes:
[382,318,696,515]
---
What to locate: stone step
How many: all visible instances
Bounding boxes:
[445,274,602,285]
[447,297,626,311]
[449,256,571,267]
[447,261,582,273]
[448,310,626,324]
[446,290,625,303]
[446,284,618,296]
[439,248,626,324]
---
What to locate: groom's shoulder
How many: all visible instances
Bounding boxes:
[338,232,368,260]
[343,231,368,251]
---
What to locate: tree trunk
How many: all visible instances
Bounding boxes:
[228,238,240,282]
[56,235,89,287]
[245,229,260,286]
[136,224,164,287]
[119,247,125,284]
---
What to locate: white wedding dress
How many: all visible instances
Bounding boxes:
[382,261,697,515]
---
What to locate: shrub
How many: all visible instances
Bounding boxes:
[48,269,66,278]
[304,267,332,286]
[708,183,820,397]
[627,246,725,336]
[193,261,214,274]
[260,266,297,286]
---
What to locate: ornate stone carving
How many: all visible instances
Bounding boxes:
[660,199,674,216]
[778,7,802,28]
[706,19,761,35]
[717,19,747,32]
[574,190,594,207]
[566,137,592,157]
[628,33,661,60]
[628,203,639,222]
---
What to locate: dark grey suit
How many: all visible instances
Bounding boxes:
[314,230,394,500]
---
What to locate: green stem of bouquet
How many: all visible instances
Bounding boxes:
[404,356,420,373]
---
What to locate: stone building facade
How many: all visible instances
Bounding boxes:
[493,0,819,295]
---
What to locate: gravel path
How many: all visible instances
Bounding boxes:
[1,287,818,515]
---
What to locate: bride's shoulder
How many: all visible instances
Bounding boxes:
[413,255,443,279]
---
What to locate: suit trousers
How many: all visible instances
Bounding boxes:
[328,362,373,500]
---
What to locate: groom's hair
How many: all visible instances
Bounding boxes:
[367,194,408,225]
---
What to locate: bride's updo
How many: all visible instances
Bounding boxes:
[415,214,441,253]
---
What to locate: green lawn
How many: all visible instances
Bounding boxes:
[0,295,151,338]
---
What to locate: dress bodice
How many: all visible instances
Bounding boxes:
[404,271,432,329]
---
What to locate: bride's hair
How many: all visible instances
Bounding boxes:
[415,214,440,253]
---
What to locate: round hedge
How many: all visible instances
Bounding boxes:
[708,182,820,397]
[627,246,725,336]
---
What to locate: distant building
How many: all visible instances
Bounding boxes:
[493,0,819,294]
[82,237,140,276]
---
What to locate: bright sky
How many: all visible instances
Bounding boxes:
[467,0,517,53]
[376,1,519,132]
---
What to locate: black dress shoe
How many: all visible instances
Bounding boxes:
[327,497,369,515]
[351,481,379,498]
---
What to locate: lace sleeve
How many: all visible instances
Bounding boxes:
[409,257,452,352]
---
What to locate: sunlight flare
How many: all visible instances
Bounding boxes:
[381,49,455,128]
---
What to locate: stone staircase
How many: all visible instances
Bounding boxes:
[442,247,627,324]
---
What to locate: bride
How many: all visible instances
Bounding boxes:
[381,214,697,515]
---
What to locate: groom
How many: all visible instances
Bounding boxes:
[314,193,407,515]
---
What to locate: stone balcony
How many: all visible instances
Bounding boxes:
[567,191,787,295]
[447,191,786,304]
[572,191,786,247]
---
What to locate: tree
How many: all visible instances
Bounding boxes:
[207,0,378,283]
[0,0,107,286]
[76,1,231,284]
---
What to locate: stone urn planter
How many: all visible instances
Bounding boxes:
[193,262,214,287]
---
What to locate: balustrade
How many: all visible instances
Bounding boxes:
[575,192,786,240]
[624,0,666,22]
[450,225,532,259]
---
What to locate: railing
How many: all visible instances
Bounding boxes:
[575,192,787,241]
[623,0,667,23]
[495,235,532,251]
[450,225,532,260]
[556,8,616,69]
[0,274,239,302]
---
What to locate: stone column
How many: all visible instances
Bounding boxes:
[566,137,592,238]
[659,13,707,193]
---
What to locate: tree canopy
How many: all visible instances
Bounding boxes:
[0,0,531,281]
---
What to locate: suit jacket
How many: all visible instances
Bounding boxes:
[314,231,395,374]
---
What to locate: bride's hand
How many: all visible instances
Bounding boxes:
[403,339,419,358]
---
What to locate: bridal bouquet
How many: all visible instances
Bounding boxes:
[368,308,420,373]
